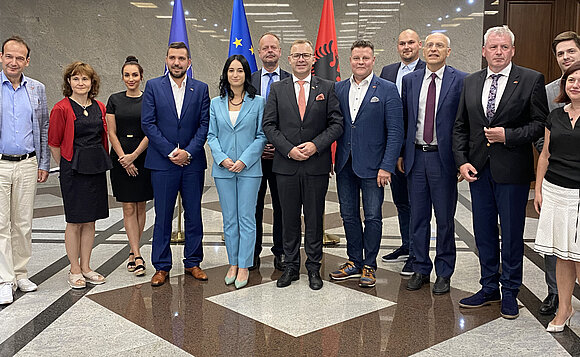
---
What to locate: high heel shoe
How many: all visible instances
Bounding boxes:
[225,274,236,285]
[234,278,248,289]
[547,310,575,332]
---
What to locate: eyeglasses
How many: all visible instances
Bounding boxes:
[424,42,447,49]
[290,53,313,60]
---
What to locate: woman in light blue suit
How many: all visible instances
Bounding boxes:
[208,55,266,288]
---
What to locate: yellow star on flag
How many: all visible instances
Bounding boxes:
[250,46,254,55]
[233,38,242,48]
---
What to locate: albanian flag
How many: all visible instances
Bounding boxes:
[313,0,340,162]
[312,0,340,82]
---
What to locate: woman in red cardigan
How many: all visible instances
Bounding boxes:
[48,62,112,289]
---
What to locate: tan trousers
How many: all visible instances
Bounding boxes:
[0,157,37,284]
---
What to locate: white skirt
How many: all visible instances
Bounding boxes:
[534,179,580,261]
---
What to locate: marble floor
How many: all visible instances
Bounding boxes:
[1,173,579,357]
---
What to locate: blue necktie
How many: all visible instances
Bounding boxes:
[265,72,275,99]
[486,74,501,122]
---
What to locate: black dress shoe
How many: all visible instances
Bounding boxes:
[276,267,299,288]
[274,254,286,271]
[406,272,430,291]
[308,271,323,290]
[248,256,260,271]
[432,276,451,295]
[539,293,559,315]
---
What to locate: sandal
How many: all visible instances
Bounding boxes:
[68,271,86,289]
[134,257,146,277]
[82,271,106,285]
[127,252,136,272]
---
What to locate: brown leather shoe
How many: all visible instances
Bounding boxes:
[184,266,208,281]
[151,270,169,286]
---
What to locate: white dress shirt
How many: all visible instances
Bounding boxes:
[396,58,420,95]
[416,65,445,145]
[481,62,512,115]
[292,74,311,104]
[170,75,187,119]
[349,73,373,123]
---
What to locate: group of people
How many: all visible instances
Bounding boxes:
[0,25,579,333]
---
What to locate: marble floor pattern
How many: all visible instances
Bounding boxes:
[1,174,579,356]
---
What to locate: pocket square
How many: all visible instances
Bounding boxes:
[370,96,380,103]
[315,93,325,101]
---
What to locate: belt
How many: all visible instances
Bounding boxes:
[0,151,36,161]
[415,144,438,152]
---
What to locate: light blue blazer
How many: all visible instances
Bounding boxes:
[0,73,50,171]
[208,94,267,178]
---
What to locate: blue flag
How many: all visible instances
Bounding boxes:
[228,0,257,72]
[166,0,194,77]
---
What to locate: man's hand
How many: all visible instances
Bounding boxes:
[377,169,391,187]
[459,163,478,182]
[220,158,235,169]
[396,157,405,174]
[37,169,48,183]
[169,149,190,167]
[229,160,246,173]
[289,147,309,161]
[297,142,317,157]
[261,144,275,160]
[484,127,506,144]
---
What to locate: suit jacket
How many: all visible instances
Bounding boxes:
[379,59,426,83]
[251,68,291,95]
[141,75,210,171]
[262,75,343,175]
[0,73,50,171]
[207,94,267,178]
[402,66,467,175]
[453,64,548,184]
[545,78,564,112]
[334,74,403,177]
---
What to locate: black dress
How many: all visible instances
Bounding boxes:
[60,99,112,223]
[106,92,153,202]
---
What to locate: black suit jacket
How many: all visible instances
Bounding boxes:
[379,59,426,83]
[251,68,291,95]
[452,64,548,184]
[263,76,343,175]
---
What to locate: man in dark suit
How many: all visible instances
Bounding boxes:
[453,26,548,319]
[263,39,343,290]
[401,33,467,295]
[250,32,291,272]
[330,40,403,288]
[379,29,425,276]
[142,42,210,286]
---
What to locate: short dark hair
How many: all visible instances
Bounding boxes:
[351,40,374,53]
[121,55,143,78]
[219,54,257,100]
[62,61,100,99]
[552,31,580,56]
[2,35,30,58]
[167,42,191,58]
[555,61,580,104]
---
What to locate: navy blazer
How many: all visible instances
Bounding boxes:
[401,66,467,176]
[141,75,210,171]
[251,68,291,96]
[207,94,267,178]
[334,74,404,177]
[380,59,426,83]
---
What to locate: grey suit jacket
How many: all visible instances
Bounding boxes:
[0,72,50,171]
[534,78,565,152]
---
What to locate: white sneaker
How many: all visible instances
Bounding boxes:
[0,283,14,304]
[17,278,38,292]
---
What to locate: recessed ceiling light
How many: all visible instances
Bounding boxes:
[345,12,358,15]
[130,2,158,8]
[244,3,290,6]
[254,19,298,22]
[441,23,461,27]
[455,17,474,20]
[246,12,293,15]
[359,1,400,4]
[198,30,216,33]
[155,15,172,19]
[456,7,461,12]
[341,22,357,25]
[340,29,357,32]
[484,10,498,15]
[359,8,399,11]
[468,12,483,16]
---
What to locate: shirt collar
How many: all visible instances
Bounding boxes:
[169,74,187,89]
[486,62,512,79]
[402,58,420,71]
[349,72,374,86]
[262,67,280,77]
[1,71,26,88]
[292,73,311,84]
[425,65,446,80]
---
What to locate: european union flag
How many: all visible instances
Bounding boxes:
[228,0,257,72]
[166,0,194,77]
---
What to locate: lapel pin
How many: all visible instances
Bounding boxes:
[513,80,518,84]
[372,85,376,88]
[190,88,194,91]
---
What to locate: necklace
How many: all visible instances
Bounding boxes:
[229,98,243,106]
[70,97,91,116]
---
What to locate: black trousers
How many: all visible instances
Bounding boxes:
[276,169,329,272]
[254,158,284,258]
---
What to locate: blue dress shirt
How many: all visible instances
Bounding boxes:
[0,72,34,155]
[395,58,420,96]
[260,67,281,97]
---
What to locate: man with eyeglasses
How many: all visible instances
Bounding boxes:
[263,39,343,290]
[249,32,290,272]
[330,40,403,288]
[0,36,49,304]
[401,33,466,295]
